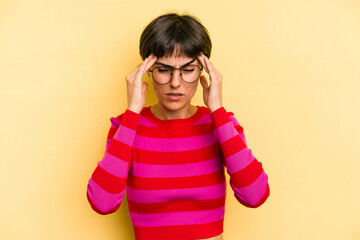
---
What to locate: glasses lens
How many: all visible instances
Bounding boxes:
[181,65,201,83]
[152,67,172,84]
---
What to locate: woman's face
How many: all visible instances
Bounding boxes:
[148,52,201,112]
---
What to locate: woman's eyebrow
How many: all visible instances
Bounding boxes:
[154,58,197,68]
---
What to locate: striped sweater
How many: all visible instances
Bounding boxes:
[87,106,270,240]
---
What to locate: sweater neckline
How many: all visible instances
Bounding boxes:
[142,105,205,126]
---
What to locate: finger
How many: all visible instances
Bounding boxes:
[143,55,157,74]
[207,60,222,80]
[205,57,218,82]
[202,56,213,79]
[131,55,157,82]
[130,63,142,75]
[197,53,207,68]
[136,57,150,78]
[127,55,155,83]
[147,53,155,59]
[200,75,209,89]
[126,65,141,82]
[197,54,209,73]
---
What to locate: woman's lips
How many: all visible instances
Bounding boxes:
[166,93,184,101]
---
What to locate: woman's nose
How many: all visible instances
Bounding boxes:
[170,69,182,88]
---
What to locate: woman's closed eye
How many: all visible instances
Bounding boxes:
[158,68,171,72]
[155,65,197,73]
[182,66,197,72]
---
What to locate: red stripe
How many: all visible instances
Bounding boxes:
[234,124,244,134]
[221,135,247,159]
[235,183,270,208]
[229,159,263,188]
[114,113,124,123]
[107,139,132,162]
[91,165,126,194]
[128,196,226,214]
[120,110,140,130]
[132,143,221,164]
[136,123,213,138]
[106,114,124,141]
[210,107,231,128]
[127,169,226,190]
[133,219,223,240]
[107,127,118,140]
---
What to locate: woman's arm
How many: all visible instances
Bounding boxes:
[86,109,140,214]
[210,107,270,208]
[87,54,155,214]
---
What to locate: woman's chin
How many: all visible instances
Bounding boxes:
[158,101,189,112]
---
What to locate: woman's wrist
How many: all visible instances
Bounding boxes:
[127,105,143,114]
[209,105,223,113]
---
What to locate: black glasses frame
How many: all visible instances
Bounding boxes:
[149,60,203,85]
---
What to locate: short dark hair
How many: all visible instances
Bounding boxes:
[139,12,212,60]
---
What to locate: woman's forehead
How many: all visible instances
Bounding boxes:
[155,56,199,67]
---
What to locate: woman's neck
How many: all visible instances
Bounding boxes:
[150,104,197,120]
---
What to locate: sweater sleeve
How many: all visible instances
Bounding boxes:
[210,107,270,208]
[86,109,140,215]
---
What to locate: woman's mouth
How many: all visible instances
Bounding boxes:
[166,93,184,101]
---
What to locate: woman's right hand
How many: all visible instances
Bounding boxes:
[126,54,157,113]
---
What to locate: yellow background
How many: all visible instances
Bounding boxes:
[1,0,359,239]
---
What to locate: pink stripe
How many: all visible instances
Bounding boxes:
[126,182,226,203]
[110,117,121,127]
[233,171,268,205]
[216,121,238,144]
[133,132,217,152]
[138,116,158,127]
[225,147,255,174]
[113,125,136,146]
[98,152,130,178]
[229,115,240,126]
[105,120,120,153]
[239,133,247,145]
[193,114,212,125]
[130,206,225,227]
[87,178,125,212]
[131,156,223,178]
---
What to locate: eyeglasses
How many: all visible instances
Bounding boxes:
[149,59,203,85]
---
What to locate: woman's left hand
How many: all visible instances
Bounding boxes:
[197,53,223,112]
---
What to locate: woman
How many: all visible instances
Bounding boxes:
[87,12,270,240]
